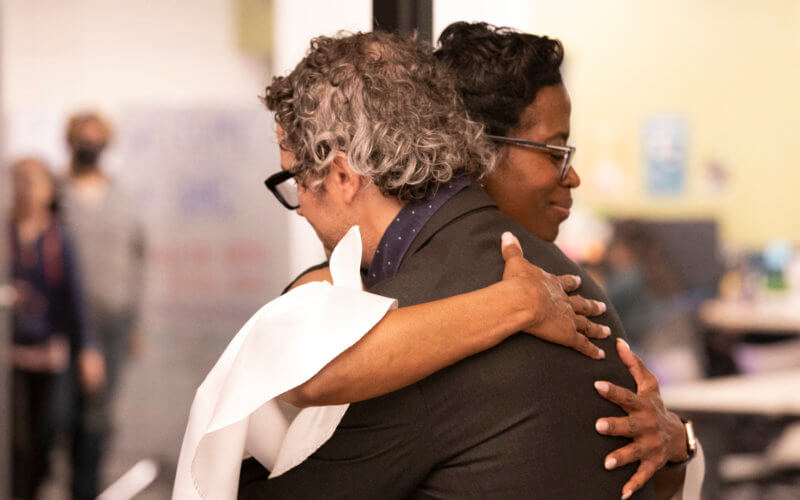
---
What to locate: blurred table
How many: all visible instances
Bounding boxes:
[662,370,800,416]
[699,297,800,335]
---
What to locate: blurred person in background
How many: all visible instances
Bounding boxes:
[605,220,681,350]
[8,157,103,500]
[56,112,147,500]
[604,220,702,385]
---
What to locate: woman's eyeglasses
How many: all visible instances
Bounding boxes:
[486,135,576,181]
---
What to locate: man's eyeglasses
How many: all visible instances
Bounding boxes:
[486,135,576,182]
[265,170,299,210]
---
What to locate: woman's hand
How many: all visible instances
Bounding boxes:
[500,232,610,359]
[79,348,107,394]
[11,336,69,372]
[594,338,688,500]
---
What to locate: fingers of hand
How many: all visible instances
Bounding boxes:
[621,462,659,500]
[557,274,581,292]
[572,333,605,360]
[575,315,611,339]
[604,441,646,470]
[615,337,640,369]
[500,232,524,261]
[569,295,606,317]
[595,417,640,438]
[594,381,640,411]
[616,338,658,392]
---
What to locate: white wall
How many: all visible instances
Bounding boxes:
[2,0,266,111]
[1,0,270,170]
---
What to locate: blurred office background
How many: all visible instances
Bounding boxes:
[1,0,799,498]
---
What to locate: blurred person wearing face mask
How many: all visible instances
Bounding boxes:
[8,158,102,500]
[56,112,146,500]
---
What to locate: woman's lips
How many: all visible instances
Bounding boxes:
[549,203,571,219]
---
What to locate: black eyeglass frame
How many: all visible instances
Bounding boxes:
[486,134,576,181]
[264,170,299,210]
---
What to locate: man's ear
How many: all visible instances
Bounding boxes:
[326,152,363,205]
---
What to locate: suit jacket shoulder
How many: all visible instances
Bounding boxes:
[370,186,653,499]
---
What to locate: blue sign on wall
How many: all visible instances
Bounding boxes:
[643,116,688,196]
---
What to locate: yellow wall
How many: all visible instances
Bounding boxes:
[527,0,800,248]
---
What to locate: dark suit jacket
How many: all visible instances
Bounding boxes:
[239,186,653,499]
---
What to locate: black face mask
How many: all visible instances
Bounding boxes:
[72,145,102,169]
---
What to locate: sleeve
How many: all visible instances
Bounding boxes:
[128,211,147,325]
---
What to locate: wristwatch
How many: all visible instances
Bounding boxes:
[670,418,697,465]
[683,419,698,458]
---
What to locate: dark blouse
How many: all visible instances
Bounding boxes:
[9,219,92,351]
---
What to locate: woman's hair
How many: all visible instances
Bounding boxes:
[263,30,494,201]
[10,156,59,216]
[65,111,113,148]
[435,22,564,137]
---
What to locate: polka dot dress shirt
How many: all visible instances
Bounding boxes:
[364,176,473,288]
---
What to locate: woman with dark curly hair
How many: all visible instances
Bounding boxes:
[435,22,573,242]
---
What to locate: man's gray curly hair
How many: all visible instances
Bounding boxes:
[263,31,494,201]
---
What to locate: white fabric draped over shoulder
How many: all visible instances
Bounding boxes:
[172,227,397,500]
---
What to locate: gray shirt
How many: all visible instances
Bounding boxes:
[60,178,146,320]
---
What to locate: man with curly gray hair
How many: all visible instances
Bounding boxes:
[266,31,493,202]
[263,30,493,260]
[243,30,647,499]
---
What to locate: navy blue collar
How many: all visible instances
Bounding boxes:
[365,177,473,288]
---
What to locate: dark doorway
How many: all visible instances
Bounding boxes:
[373,0,433,44]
